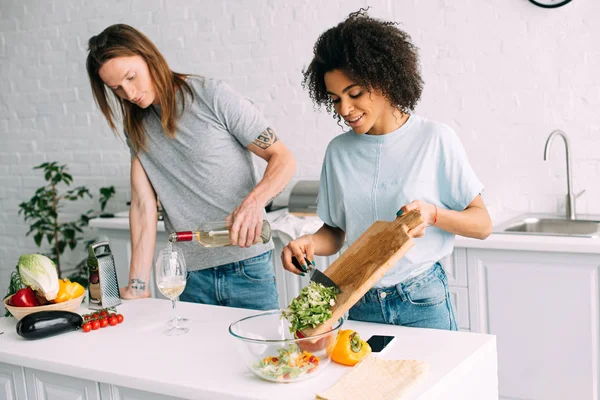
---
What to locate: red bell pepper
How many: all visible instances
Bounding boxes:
[9,287,40,307]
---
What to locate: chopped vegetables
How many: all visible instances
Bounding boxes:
[281,281,339,335]
[253,345,320,381]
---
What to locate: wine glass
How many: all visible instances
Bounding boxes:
[165,297,189,327]
[155,247,189,336]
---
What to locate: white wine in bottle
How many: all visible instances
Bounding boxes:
[168,220,272,247]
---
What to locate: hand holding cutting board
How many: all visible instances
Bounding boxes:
[397,199,438,238]
[282,209,424,337]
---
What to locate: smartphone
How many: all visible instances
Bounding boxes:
[366,335,396,353]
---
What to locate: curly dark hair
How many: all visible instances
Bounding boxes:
[302,8,423,120]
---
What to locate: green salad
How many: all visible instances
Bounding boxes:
[253,344,320,381]
[281,281,339,334]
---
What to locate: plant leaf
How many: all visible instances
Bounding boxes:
[34,231,43,247]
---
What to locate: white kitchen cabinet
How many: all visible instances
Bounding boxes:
[98,384,185,400]
[441,248,468,286]
[23,368,100,400]
[1,366,204,400]
[448,286,470,331]
[0,362,27,400]
[440,248,470,331]
[466,248,600,400]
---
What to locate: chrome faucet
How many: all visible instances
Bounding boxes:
[543,130,585,220]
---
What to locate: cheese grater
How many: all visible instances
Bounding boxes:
[88,241,122,309]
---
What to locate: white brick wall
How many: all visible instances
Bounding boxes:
[1,0,599,299]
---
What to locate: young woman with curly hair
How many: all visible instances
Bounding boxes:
[281,10,492,330]
[86,24,296,310]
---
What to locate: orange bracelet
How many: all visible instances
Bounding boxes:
[432,204,438,225]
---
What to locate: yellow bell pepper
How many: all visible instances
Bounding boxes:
[54,278,85,303]
[331,330,372,366]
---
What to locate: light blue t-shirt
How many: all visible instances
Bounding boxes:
[317,114,484,287]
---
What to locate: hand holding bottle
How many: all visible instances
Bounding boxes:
[227,195,266,248]
[168,220,271,247]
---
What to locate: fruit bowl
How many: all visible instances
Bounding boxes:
[228,310,343,383]
[4,294,85,320]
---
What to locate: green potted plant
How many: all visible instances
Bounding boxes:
[16,161,116,283]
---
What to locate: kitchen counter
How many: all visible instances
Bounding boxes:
[0,298,498,399]
[455,211,600,254]
[89,210,600,255]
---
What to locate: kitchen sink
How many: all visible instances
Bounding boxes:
[493,214,600,238]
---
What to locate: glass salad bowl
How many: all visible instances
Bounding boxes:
[228,310,343,383]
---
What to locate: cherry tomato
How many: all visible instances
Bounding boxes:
[116,314,124,323]
[108,316,118,326]
[91,320,100,330]
[100,318,109,328]
[82,322,92,333]
[92,313,99,320]
[100,310,108,317]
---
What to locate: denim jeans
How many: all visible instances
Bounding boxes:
[179,250,279,311]
[348,262,458,331]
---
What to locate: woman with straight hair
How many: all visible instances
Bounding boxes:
[87,24,296,310]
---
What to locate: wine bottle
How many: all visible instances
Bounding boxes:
[168,220,272,247]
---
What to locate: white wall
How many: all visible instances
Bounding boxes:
[1,0,599,297]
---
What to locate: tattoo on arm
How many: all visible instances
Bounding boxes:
[130,278,146,291]
[252,127,278,150]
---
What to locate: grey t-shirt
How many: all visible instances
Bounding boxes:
[128,76,274,270]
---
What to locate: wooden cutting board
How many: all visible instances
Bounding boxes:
[302,209,423,337]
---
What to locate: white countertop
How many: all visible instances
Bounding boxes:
[89,210,600,254]
[455,231,600,253]
[0,299,497,400]
[454,211,600,254]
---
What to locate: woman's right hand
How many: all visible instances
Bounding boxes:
[281,235,315,275]
[119,286,151,300]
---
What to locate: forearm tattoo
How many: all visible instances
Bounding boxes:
[253,127,278,149]
[130,278,146,291]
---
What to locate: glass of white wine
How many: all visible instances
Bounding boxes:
[166,300,189,327]
[155,247,189,336]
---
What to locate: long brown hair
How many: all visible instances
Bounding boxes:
[86,24,193,153]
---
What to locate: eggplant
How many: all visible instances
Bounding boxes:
[16,310,83,340]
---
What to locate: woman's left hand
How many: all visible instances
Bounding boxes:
[398,200,436,238]
[227,195,264,248]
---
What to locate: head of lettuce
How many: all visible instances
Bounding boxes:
[18,254,59,301]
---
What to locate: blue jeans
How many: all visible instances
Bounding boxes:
[349,263,458,331]
[179,251,279,311]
